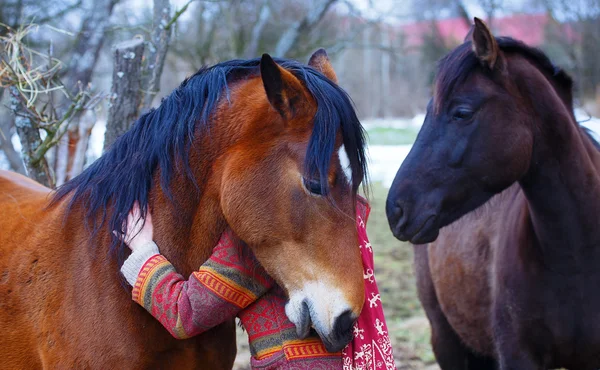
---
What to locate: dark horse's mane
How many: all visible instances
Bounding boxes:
[435,36,600,149]
[435,37,573,107]
[53,57,367,262]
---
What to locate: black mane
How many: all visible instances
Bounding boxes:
[434,36,600,150]
[435,36,573,110]
[53,57,367,262]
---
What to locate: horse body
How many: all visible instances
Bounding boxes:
[0,170,236,369]
[388,18,600,369]
[420,181,600,368]
[0,51,367,368]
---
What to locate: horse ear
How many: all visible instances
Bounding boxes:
[260,53,305,119]
[308,48,338,83]
[471,17,500,70]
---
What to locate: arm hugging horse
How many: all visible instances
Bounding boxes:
[0,49,368,369]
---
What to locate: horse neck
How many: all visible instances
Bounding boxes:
[518,84,600,268]
[147,122,240,276]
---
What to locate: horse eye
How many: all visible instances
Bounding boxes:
[451,107,474,121]
[303,178,323,195]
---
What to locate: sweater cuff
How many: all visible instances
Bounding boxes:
[120,241,160,286]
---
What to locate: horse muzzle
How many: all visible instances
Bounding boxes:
[386,198,439,244]
[284,282,359,352]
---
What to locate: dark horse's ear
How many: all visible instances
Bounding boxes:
[308,48,338,83]
[260,53,305,119]
[471,17,501,70]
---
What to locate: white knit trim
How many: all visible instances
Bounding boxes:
[120,241,160,286]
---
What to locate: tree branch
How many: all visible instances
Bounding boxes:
[164,0,194,31]
[32,0,84,25]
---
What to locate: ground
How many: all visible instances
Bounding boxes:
[233,182,439,370]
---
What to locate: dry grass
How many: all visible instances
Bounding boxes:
[0,23,67,107]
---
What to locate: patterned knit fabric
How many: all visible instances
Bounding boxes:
[342,198,396,370]
[131,229,273,339]
[239,286,343,369]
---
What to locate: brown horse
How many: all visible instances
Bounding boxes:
[386,18,600,370]
[0,50,367,369]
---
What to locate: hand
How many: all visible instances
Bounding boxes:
[122,201,154,252]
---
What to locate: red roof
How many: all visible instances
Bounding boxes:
[399,13,551,49]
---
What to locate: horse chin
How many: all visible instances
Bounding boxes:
[284,281,354,351]
[410,227,440,244]
[392,213,439,244]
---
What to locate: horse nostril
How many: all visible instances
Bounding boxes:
[296,300,311,339]
[394,203,403,220]
[333,310,356,341]
[386,199,405,227]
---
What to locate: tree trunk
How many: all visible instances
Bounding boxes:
[54,136,69,187]
[141,0,172,112]
[363,27,374,118]
[243,0,270,58]
[274,0,337,57]
[0,116,26,174]
[68,109,96,178]
[104,39,144,151]
[55,0,119,183]
[380,28,391,118]
[9,87,53,187]
[65,0,119,92]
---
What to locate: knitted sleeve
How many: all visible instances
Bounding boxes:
[121,230,274,339]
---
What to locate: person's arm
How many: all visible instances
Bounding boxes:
[119,203,274,339]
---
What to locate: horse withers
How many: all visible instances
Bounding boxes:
[387,18,600,370]
[0,49,367,369]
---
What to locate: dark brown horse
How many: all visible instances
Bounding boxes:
[386,18,600,370]
[0,50,367,369]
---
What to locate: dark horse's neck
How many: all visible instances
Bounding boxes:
[519,77,600,272]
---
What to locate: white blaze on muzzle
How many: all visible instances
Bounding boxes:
[284,279,351,339]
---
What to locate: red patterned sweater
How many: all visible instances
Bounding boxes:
[120,228,340,368]
[120,199,395,369]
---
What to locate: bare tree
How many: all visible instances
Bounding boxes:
[1,23,99,187]
[0,114,25,174]
[55,0,119,185]
[8,87,52,185]
[243,0,271,58]
[104,39,144,150]
[141,0,173,111]
[104,0,192,148]
[274,0,338,57]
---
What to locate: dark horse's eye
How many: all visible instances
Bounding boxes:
[303,178,323,195]
[451,107,474,121]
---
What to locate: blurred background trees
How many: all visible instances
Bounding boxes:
[2,0,599,186]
